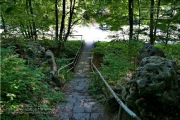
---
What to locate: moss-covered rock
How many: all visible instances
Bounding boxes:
[122,56,180,120]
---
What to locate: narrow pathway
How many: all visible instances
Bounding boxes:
[56,42,108,120]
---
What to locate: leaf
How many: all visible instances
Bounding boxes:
[0,2,7,5]
[5,5,16,13]
[7,93,16,101]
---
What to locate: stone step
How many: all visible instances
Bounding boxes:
[56,42,108,120]
[73,73,90,78]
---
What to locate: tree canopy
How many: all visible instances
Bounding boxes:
[1,0,180,44]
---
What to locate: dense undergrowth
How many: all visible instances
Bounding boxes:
[0,38,83,120]
[89,40,180,109]
[89,41,143,101]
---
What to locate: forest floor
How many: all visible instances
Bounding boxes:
[55,41,109,120]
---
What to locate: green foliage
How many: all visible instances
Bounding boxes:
[155,44,180,65]
[88,72,106,102]
[38,40,59,50]
[92,41,143,80]
[92,42,108,55]
[55,58,73,83]
[0,41,67,120]
[1,0,54,36]
[1,48,44,117]
[90,41,180,104]
[0,47,44,109]
[47,91,64,103]
[90,41,142,100]
[55,40,83,81]
[63,40,84,58]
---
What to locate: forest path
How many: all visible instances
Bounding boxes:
[56,41,108,120]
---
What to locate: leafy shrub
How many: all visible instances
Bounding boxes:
[92,41,142,80]
[1,47,44,111]
[38,39,59,50]
[0,43,65,120]
[62,40,84,58]
[92,42,108,55]
[90,41,180,103]
[90,42,135,101]
[155,44,180,65]
[88,72,105,102]
[0,38,84,119]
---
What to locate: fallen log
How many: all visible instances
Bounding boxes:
[45,50,57,79]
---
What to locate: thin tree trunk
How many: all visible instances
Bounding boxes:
[1,12,7,38]
[165,23,170,45]
[26,0,32,39]
[128,0,133,56]
[128,0,133,41]
[29,0,37,40]
[55,0,59,40]
[165,4,175,45]
[153,0,161,41]
[29,22,33,39]
[137,0,141,41]
[56,0,66,57]
[20,24,26,38]
[64,0,76,42]
[26,25,30,38]
[59,0,66,41]
[24,0,31,38]
[150,0,154,44]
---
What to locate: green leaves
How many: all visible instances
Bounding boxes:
[1,46,43,110]
[91,41,143,85]
[5,5,16,13]
[7,93,16,101]
[0,1,9,5]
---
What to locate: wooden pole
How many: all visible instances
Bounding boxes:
[118,105,123,120]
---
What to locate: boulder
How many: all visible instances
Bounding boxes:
[136,43,165,67]
[135,56,178,91]
[122,56,180,119]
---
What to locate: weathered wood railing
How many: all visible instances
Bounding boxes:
[90,54,141,120]
[1,33,84,41]
[58,38,84,75]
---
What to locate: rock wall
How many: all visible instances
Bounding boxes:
[122,44,180,120]
[136,43,165,67]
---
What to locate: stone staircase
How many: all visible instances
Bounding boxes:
[56,42,108,120]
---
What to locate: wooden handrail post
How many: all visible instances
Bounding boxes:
[90,53,141,120]
[118,105,123,120]
[58,38,84,75]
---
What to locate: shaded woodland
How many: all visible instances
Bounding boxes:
[0,0,180,119]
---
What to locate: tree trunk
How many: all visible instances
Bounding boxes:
[153,0,161,41]
[128,0,133,41]
[137,0,141,41]
[59,0,66,41]
[28,0,37,40]
[165,4,175,45]
[25,0,32,39]
[29,22,33,39]
[128,0,133,56]
[55,0,59,40]
[20,24,26,38]
[56,0,66,57]
[1,12,7,38]
[150,0,154,44]
[64,0,76,42]
[165,23,170,45]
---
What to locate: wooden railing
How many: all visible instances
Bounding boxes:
[90,54,141,120]
[1,33,83,41]
[58,38,84,75]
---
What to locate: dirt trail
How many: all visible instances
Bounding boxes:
[56,42,108,120]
